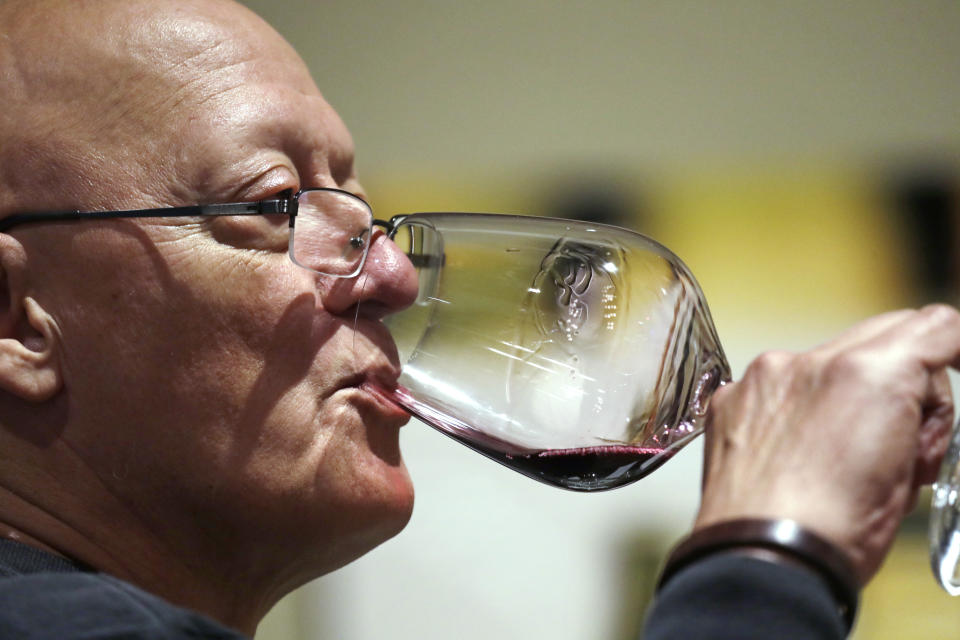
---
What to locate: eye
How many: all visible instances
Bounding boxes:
[260,188,297,227]
[206,184,296,250]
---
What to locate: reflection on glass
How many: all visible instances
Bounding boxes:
[378,213,729,491]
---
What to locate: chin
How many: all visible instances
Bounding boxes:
[318,462,415,575]
[371,465,414,543]
[363,455,416,538]
[292,393,416,571]
[356,396,415,526]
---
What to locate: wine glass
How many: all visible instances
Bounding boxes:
[371,212,731,491]
[930,420,960,594]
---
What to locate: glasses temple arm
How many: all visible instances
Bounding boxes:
[0,199,292,232]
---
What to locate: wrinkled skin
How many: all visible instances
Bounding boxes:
[0,0,417,633]
[697,305,959,583]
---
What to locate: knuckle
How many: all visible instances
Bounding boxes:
[744,350,792,377]
[790,351,821,376]
[919,303,960,327]
[820,350,875,383]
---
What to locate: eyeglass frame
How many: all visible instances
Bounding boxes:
[0,187,407,279]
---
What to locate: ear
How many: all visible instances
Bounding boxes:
[0,235,62,402]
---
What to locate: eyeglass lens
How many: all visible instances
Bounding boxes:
[289,189,373,276]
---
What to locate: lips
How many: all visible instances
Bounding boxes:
[338,364,400,397]
[333,340,408,420]
[358,381,411,422]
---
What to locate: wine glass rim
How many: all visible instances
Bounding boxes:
[387,210,673,250]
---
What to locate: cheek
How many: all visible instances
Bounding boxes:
[53,236,318,444]
[206,389,414,559]
[47,228,415,547]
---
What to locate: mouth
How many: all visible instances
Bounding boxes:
[353,377,411,422]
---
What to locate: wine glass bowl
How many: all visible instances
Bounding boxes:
[381,212,730,491]
[930,418,960,594]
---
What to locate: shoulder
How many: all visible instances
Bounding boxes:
[0,571,247,639]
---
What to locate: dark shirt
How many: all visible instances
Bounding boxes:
[0,538,847,639]
[643,553,848,639]
[0,539,248,639]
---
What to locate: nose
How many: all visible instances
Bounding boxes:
[320,229,419,318]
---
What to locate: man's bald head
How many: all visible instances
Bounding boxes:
[0,0,315,215]
[0,1,411,633]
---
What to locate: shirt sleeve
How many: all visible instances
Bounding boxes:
[642,553,848,640]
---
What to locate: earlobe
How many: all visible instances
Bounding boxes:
[0,297,63,402]
[0,235,62,403]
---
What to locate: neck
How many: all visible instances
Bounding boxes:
[0,457,300,636]
[0,520,72,559]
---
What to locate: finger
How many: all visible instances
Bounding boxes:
[700,380,740,490]
[867,305,960,372]
[915,368,955,485]
[815,308,919,355]
[815,305,960,380]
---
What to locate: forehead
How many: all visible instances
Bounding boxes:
[0,0,355,209]
[133,4,357,190]
[174,52,357,192]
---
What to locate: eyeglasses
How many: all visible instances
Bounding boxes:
[0,187,391,278]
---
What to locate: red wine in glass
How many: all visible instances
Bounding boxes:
[383,384,679,491]
[459,442,674,492]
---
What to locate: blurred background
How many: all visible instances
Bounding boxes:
[239,1,960,637]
